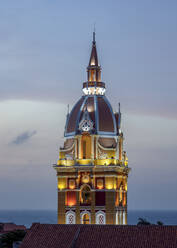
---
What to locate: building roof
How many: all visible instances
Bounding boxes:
[65,95,117,137]
[0,223,26,234]
[20,224,177,248]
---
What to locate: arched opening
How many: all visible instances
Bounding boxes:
[80,185,91,205]
[81,134,91,159]
[66,211,76,224]
[82,213,90,224]
[96,211,106,224]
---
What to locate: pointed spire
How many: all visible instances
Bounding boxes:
[83,31,105,94]
[89,31,98,66]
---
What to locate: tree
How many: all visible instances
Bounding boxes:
[137,218,151,225]
[157,221,164,226]
[1,230,26,248]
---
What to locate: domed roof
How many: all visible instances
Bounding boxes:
[64,95,118,137]
[64,33,121,138]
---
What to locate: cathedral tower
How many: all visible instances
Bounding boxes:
[54,33,131,225]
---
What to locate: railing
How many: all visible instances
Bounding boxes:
[57,158,127,167]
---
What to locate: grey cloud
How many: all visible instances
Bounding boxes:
[0,0,177,122]
[10,130,37,145]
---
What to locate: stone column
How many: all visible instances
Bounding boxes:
[118,210,120,225]
[76,190,80,224]
[91,191,95,224]
[116,137,119,160]
[121,210,123,225]
[95,136,98,159]
[123,211,126,225]
[106,191,116,224]
[78,136,82,159]
[125,210,127,225]
[58,191,65,224]
[119,136,123,161]
[75,138,77,159]
[91,136,94,161]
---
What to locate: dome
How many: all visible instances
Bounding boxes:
[64,95,118,137]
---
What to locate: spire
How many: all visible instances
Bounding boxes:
[87,31,102,82]
[88,31,98,66]
[83,31,105,95]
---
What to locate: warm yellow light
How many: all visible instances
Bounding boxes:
[58,178,66,190]
[69,179,75,190]
[97,185,103,189]
[76,159,91,165]
[90,59,95,66]
[82,175,89,184]
[106,184,113,190]
[97,179,104,189]
[105,177,115,190]
[58,159,75,166]
[58,183,65,190]
[68,201,75,206]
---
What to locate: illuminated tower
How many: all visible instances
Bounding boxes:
[53,33,131,225]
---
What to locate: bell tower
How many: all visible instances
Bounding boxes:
[53,33,131,225]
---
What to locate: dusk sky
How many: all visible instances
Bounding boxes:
[0,0,177,210]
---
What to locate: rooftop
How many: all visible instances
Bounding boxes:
[20,223,177,248]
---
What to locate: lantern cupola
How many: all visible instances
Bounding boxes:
[83,32,105,96]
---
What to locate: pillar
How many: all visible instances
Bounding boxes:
[106,191,116,224]
[75,138,78,159]
[91,136,94,161]
[58,191,65,224]
[118,210,121,225]
[91,191,95,224]
[76,191,80,224]
[78,136,82,159]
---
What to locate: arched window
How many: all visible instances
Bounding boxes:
[80,185,91,204]
[66,211,76,224]
[96,211,106,224]
[81,211,90,224]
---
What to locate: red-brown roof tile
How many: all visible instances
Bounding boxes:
[20,224,177,248]
[0,223,26,232]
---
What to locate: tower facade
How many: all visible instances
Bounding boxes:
[54,33,131,225]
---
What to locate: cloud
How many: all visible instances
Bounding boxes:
[10,130,37,145]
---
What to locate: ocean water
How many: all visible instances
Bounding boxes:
[0,210,176,228]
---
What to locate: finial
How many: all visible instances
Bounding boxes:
[93,23,96,43]
[118,102,120,113]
